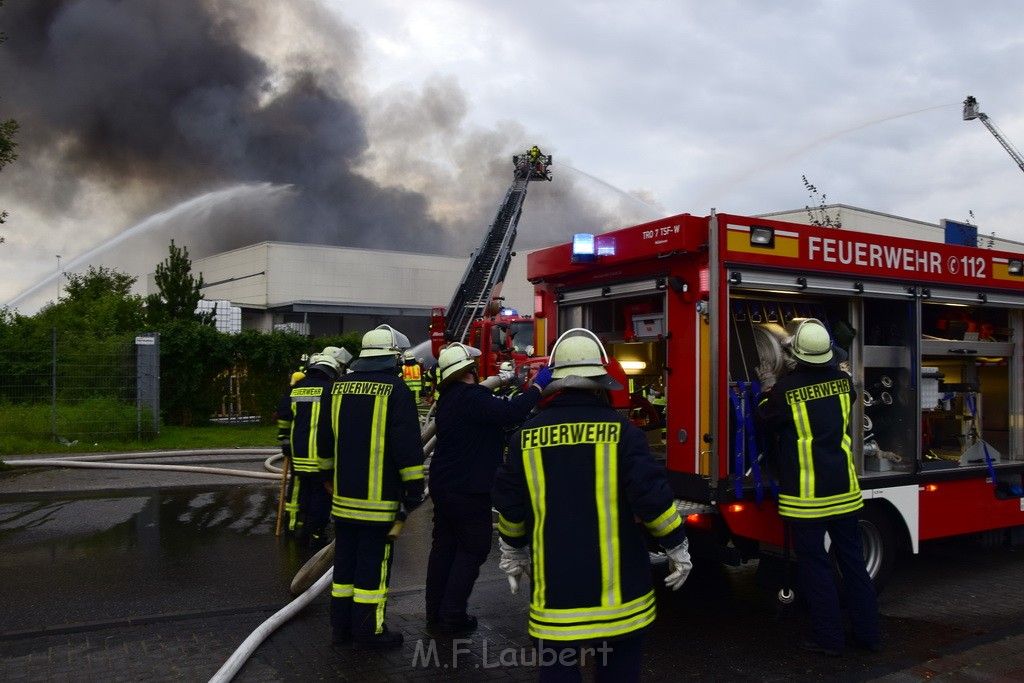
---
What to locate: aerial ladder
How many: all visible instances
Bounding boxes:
[963,95,1024,174]
[430,148,552,358]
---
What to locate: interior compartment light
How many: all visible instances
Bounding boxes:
[727,503,745,514]
[924,484,939,493]
[620,361,647,371]
[749,225,775,248]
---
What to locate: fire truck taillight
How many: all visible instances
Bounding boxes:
[685,513,713,531]
[698,267,710,296]
[534,293,544,318]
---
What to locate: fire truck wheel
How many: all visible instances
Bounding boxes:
[833,503,897,595]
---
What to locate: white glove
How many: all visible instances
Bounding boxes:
[663,539,692,591]
[498,538,531,594]
[754,363,777,391]
[498,369,516,386]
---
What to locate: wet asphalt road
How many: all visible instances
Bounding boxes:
[2,450,1024,681]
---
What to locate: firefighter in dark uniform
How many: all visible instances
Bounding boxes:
[756,318,881,656]
[275,352,341,548]
[492,328,692,682]
[321,325,425,648]
[424,343,550,632]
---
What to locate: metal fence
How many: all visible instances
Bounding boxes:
[0,329,160,445]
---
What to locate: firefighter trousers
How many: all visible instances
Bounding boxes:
[424,489,492,622]
[535,632,646,683]
[790,514,881,651]
[331,521,394,637]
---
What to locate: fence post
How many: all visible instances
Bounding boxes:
[51,327,57,443]
[135,333,161,437]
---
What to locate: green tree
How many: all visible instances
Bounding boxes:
[145,240,214,326]
[0,0,20,244]
[34,266,145,336]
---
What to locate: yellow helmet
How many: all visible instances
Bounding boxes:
[548,328,622,390]
[785,318,834,365]
[358,324,410,358]
[321,345,353,367]
[437,342,481,385]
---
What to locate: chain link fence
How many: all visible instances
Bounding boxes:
[0,329,160,447]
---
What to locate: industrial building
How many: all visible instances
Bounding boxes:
[174,206,1021,342]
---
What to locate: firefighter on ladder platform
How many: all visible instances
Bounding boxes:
[755,318,881,656]
[492,328,692,681]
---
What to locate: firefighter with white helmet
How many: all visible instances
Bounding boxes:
[321,345,353,373]
[402,350,424,403]
[756,318,880,655]
[492,328,691,679]
[274,352,341,548]
[424,343,551,632]
[321,324,424,648]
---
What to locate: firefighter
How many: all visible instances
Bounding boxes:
[290,353,310,386]
[756,318,881,656]
[276,352,340,549]
[424,343,550,632]
[321,325,425,648]
[321,345,353,375]
[492,328,692,681]
[402,350,423,403]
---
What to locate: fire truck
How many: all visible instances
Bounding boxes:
[527,209,1024,589]
[429,148,552,379]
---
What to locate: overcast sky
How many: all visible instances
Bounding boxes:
[2,0,1024,313]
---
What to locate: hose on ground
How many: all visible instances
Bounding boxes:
[208,569,333,683]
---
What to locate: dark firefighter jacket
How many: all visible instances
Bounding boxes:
[319,369,425,525]
[492,390,686,641]
[430,382,542,495]
[275,367,336,475]
[756,363,862,520]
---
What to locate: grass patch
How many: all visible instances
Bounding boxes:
[0,422,278,456]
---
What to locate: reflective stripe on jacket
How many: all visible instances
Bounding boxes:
[756,365,862,519]
[322,370,424,525]
[492,391,686,641]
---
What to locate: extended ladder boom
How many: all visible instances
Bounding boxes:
[963,95,1024,175]
[443,150,552,345]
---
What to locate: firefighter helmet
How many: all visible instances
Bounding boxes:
[785,318,834,365]
[321,345,353,367]
[437,342,481,385]
[307,352,341,377]
[404,350,417,365]
[358,324,410,358]
[548,328,623,390]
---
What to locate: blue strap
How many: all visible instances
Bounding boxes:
[964,394,998,484]
[744,381,765,504]
[729,385,745,499]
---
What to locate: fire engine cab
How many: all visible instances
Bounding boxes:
[527,209,1024,588]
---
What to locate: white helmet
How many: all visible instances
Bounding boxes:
[307,353,341,376]
[321,345,353,367]
[499,361,514,373]
[437,342,481,385]
[358,324,410,358]
[785,318,834,365]
[548,328,623,390]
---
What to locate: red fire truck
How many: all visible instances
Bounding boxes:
[527,210,1024,588]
